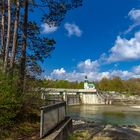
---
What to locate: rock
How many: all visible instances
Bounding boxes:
[72,120,85,125]
[105,124,113,129]
[127,124,137,128]
[122,125,127,127]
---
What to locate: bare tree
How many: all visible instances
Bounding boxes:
[19,0,29,92]
[4,0,11,73]
[1,0,6,63]
[10,0,20,71]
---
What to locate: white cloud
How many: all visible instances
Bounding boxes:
[128,9,140,22]
[125,9,140,34]
[64,23,82,37]
[46,68,135,82]
[50,68,66,79]
[103,10,140,63]
[45,58,140,81]
[41,23,58,34]
[107,31,140,63]
[110,70,133,79]
[78,59,100,72]
[51,68,66,75]
[133,65,140,74]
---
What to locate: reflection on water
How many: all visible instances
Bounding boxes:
[68,105,140,126]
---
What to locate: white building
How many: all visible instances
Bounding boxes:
[84,76,96,90]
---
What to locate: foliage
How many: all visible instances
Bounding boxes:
[0,69,43,131]
[0,71,20,128]
[0,0,83,94]
[41,77,140,96]
[96,77,140,95]
[42,79,84,89]
[0,0,83,139]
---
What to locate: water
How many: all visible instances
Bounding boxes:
[68,105,140,126]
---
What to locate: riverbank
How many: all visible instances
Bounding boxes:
[70,120,140,140]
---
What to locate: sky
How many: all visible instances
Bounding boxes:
[40,0,140,81]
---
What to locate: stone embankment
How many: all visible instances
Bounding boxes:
[104,93,140,105]
[70,120,140,140]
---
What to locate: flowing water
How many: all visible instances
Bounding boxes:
[68,105,140,126]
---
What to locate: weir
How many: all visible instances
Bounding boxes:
[41,88,112,105]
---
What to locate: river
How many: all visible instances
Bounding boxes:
[68,105,140,126]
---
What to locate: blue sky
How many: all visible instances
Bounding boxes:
[40,0,140,81]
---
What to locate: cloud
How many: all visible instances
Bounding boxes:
[44,58,140,81]
[46,68,135,82]
[50,68,66,79]
[52,68,66,75]
[64,23,82,37]
[125,9,140,34]
[41,23,58,34]
[107,31,140,63]
[78,59,100,72]
[102,9,140,63]
[128,8,140,22]
[133,65,140,74]
[110,70,133,79]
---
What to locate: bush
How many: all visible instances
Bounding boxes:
[0,71,21,128]
[0,71,43,130]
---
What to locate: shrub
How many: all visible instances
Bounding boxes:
[0,71,21,128]
[0,71,43,130]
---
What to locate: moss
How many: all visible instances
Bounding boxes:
[69,130,90,140]
[102,112,125,117]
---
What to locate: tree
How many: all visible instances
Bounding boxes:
[18,0,83,93]
[3,0,11,73]
[1,0,6,63]
[0,0,83,94]
[10,0,20,72]
[111,77,124,92]
[98,77,110,91]
[19,0,29,93]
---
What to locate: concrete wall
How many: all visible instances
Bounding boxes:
[67,95,80,105]
[81,93,105,104]
[41,90,110,105]
[40,102,66,138]
[42,117,72,140]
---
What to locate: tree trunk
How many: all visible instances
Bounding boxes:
[19,0,29,93]
[4,0,11,73]
[1,0,5,64]
[10,0,20,71]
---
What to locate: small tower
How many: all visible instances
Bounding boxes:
[84,76,88,89]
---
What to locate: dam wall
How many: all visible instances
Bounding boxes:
[41,88,110,105]
[80,93,105,104]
